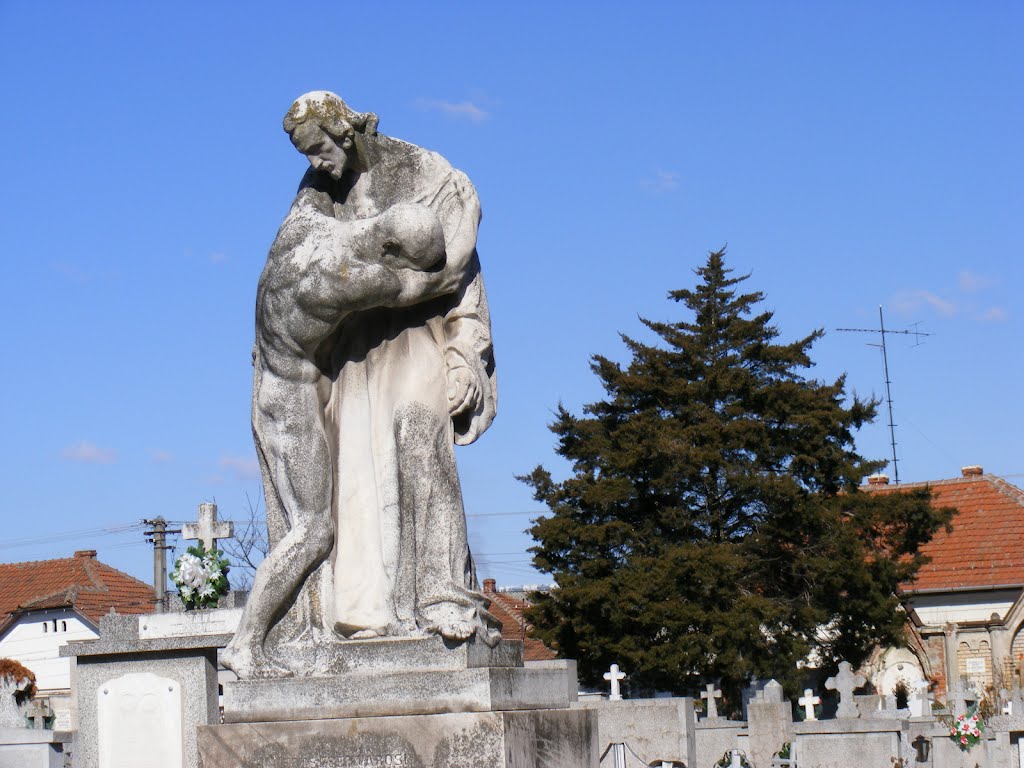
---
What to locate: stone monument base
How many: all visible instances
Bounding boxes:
[198,707,597,768]
[0,728,67,768]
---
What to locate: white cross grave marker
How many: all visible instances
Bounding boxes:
[604,664,626,701]
[914,682,933,718]
[182,502,234,551]
[701,683,723,719]
[799,688,821,721]
[825,661,866,719]
[947,681,972,717]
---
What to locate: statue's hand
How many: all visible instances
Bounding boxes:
[446,366,479,417]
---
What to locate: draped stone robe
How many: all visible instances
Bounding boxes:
[262,133,498,658]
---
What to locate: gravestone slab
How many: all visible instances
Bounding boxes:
[572,697,696,767]
[795,731,899,768]
[139,608,243,640]
[98,672,182,768]
[199,708,598,768]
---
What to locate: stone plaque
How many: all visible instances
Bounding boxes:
[965,658,986,675]
[98,672,183,768]
[139,608,243,639]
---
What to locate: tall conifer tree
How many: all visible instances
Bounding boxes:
[522,250,950,707]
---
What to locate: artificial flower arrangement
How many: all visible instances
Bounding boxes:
[170,543,230,609]
[948,709,984,751]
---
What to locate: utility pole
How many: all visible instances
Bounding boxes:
[143,517,181,613]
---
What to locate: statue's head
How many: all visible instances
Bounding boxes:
[283,91,379,180]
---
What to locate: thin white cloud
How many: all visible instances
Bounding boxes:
[981,306,1008,322]
[415,98,489,123]
[62,441,116,464]
[218,455,261,480]
[640,169,681,194]
[209,251,229,264]
[890,289,956,318]
[151,450,174,463]
[958,270,995,294]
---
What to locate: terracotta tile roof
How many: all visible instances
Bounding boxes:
[0,551,155,628]
[483,581,558,661]
[864,473,1024,592]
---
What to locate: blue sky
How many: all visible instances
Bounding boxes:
[1,3,1021,589]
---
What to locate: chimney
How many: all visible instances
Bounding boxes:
[483,578,496,594]
[868,474,890,486]
[74,550,97,558]
[961,465,983,477]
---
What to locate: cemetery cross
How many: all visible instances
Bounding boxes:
[701,682,723,719]
[604,664,626,701]
[824,661,866,719]
[182,502,234,552]
[798,688,820,721]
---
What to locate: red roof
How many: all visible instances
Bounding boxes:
[865,473,1024,592]
[0,551,155,629]
[483,582,558,661]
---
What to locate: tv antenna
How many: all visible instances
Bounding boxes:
[836,306,931,485]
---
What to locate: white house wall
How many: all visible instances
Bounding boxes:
[0,609,96,692]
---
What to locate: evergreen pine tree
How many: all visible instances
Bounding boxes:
[522,250,950,709]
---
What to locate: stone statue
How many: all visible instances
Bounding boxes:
[223,92,499,679]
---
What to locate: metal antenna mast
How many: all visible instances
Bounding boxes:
[836,306,931,485]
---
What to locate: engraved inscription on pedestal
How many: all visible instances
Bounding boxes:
[98,672,183,768]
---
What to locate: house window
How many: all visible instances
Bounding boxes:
[61,621,67,632]
[43,623,48,633]
[52,620,58,633]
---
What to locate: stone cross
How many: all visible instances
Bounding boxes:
[27,698,49,729]
[947,681,969,717]
[799,688,821,721]
[182,502,234,551]
[701,683,723,719]
[729,750,744,768]
[603,664,626,701]
[825,661,866,718]
[914,683,933,718]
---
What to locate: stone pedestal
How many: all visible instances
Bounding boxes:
[0,728,67,768]
[200,636,598,768]
[200,708,597,767]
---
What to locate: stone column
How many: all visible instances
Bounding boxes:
[942,623,959,698]
[989,622,1012,688]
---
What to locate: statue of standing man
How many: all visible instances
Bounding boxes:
[223,91,499,679]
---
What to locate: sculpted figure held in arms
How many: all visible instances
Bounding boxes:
[222,92,499,679]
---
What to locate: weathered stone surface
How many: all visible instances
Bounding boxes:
[224,90,498,679]
[572,697,696,766]
[795,731,900,768]
[258,634,523,678]
[72,650,217,768]
[138,607,243,640]
[225,665,572,722]
[695,719,746,768]
[0,727,64,768]
[199,708,598,768]
[746,679,792,768]
[97,672,182,768]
